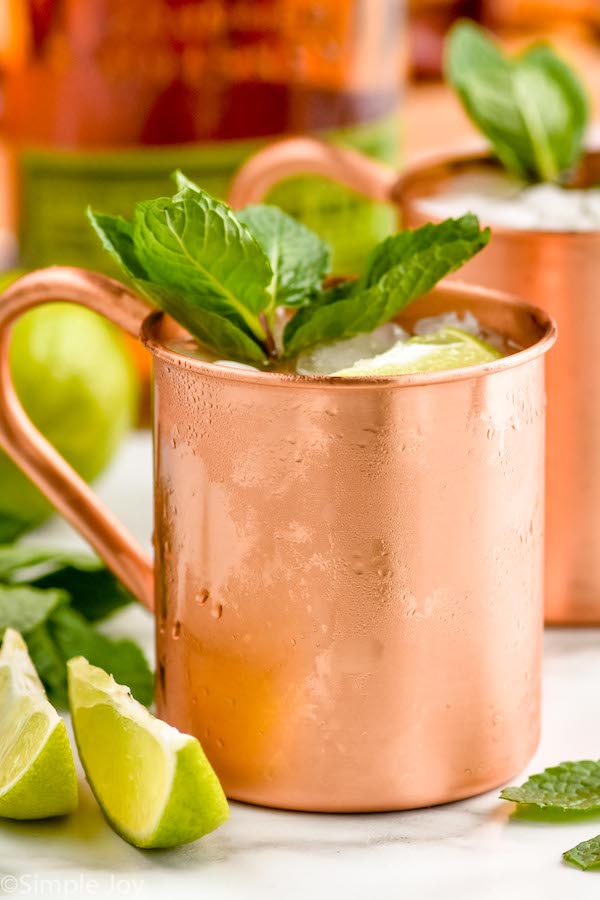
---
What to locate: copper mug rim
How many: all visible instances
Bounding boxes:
[397,147,600,241]
[142,279,557,389]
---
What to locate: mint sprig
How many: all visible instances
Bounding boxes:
[0,544,153,707]
[90,177,489,366]
[446,21,589,183]
[283,214,489,357]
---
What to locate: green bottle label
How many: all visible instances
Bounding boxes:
[19,114,399,274]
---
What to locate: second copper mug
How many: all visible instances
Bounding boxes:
[0,268,555,811]
[229,140,600,625]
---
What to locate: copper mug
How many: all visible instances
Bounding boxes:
[230,141,600,625]
[0,267,555,811]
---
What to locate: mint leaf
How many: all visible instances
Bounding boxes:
[515,44,589,182]
[26,622,70,708]
[0,584,67,637]
[0,545,134,622]
[283,286,388,359]
[0,545,63,580]
[87,210,148,279]
[564,835,600,870]
[0,515,32,544]
[48,605,153,706]
[133,189,272,345]
[446,21,589,182]
[0,545,103,581]
[32,565,133,623]
[360,215,487,290]
[135,280,268,365]
[237,205,331,308]
[0,543,152,706]
[363,217,490,325]
[172,170,202,194]
[501,760,600,811]
[284,216,490,358]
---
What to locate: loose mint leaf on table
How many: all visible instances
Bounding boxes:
[564,834,600,871]
[32,564,133,623]
[0,544,152,705]
[237,205,331,308]
[0,544,134,622]
[500,760,600,811]
[0,584,67,637]
[446,20,589,183]
[0,544,68,580]
[0,514,32,544]
[26,622,70,708]
[48,605,154,707]
[283,215,490,358]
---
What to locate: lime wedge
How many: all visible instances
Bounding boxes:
[68,657,229,848]
[0,629,78,819]
[333,327,502,377]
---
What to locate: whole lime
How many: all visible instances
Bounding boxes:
[0,271,138,541]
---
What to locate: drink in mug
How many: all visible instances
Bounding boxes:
[0,268,556,811]
[0,181,555,810]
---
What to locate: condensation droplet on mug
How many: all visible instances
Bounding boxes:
[172,620,181,639]
[195,588,210,606]
[211,603,223,620]
[158,660,166,695]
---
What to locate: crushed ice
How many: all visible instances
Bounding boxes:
[419,170,600,232]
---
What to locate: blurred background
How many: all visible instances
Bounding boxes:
[0,0,598,538]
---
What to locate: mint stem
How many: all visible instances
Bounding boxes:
[260,314,277,357]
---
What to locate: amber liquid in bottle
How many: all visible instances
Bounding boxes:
[1,0,404,271]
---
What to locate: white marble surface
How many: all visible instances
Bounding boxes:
[4,432,600,899]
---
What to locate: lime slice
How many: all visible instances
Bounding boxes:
[333,327,502,377]
[68,657,229,849]
[0,629,78,819]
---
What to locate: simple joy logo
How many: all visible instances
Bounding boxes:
[0,874,144,897]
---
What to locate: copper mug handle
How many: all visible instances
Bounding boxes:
[228,136,399,208]
[0,266,154,611]
[227,136,489,219]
